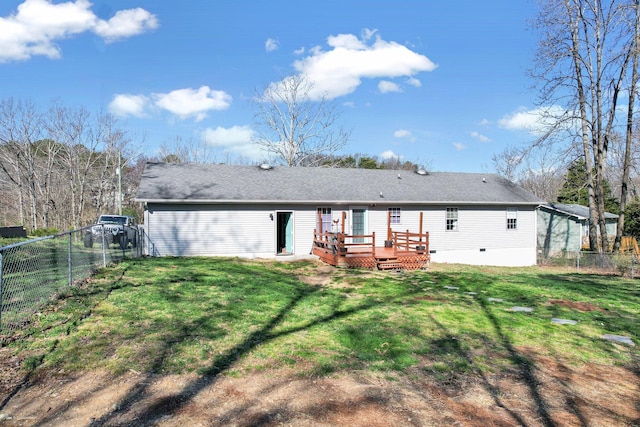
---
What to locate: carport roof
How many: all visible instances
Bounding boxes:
[540,203,618,220]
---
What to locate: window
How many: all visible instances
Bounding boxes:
[507,208,517,230]
[317,207,332,233]
[446,207,458,231]
[389,207,401,224]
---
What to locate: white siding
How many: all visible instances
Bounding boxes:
[145,204,275,257]
[425,206,537,266]
[291,207,317,256]
[146,204,324,259]
[362,206,537,266]
[144,203,537,266]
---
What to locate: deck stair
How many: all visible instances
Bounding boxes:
[376,256,404,270]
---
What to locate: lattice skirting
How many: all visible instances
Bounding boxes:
[397,255,430,271]
[313,247,429,271]
[342,256,377,269]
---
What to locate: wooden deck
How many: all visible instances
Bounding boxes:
[312,230,430,271]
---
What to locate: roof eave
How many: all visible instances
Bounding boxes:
[136,198,541,206]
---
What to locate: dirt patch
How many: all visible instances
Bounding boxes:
[547,299,603,312]
[297,262,385,288]
[1,351,639,426]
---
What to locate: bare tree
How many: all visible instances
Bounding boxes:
[532,0,638,251]
[492,145,525,183]
[157,135,220,164]
[614,0,640,250]
[0,98,46,230]
[96,113,140,218]
[252,74,350,167]
[520,152,565,202]
[46,102,98,228]
[492,143,564,201]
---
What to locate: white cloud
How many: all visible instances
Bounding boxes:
[109,94,149,118]
[265,37,279,52]
[378,80,402,94]
[498,106,567,135]
[202,125,263,159]
[110,86,232,121]
[394,129,416,142]
[478,118,489,126]
[380,150,401,160]
[293,46,305,55]
[406,77,422,87]
[153,86,232,122]
[290,29,437,99]
[94,7,158,43]
[470,131,490,142]
[453,142,466,151]
[0,0,158,62]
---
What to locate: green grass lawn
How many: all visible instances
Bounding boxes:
[6,257,640,383]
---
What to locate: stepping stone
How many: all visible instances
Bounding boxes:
[444,286,459,290]
[511,306,533,312]
[551,318,578,325]
[488,298,503,303]
[465,292,477,295]
[602,334,635,346]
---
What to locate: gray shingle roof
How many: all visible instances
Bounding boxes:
[541,203,618,219]
[135,162,543,205]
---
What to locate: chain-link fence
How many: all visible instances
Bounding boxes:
[0,225,145,341]
[538,250,638,278]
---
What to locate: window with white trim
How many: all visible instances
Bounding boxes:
[389,207,401,224]
[317,207,332,233]
[446,207,458,231]
[507,208,517,230]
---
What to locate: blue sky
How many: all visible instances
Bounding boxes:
[0,0,544,172]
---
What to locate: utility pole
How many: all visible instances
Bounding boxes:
[116,154,122,216]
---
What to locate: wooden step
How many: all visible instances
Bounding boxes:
[377,258,403,270]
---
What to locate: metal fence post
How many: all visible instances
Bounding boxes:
[576,251,580,272]
[632,254,636,280]
[68,231,73,286]
[101,224,107,268]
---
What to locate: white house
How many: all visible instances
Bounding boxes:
[135,163,542,267]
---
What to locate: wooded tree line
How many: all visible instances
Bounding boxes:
[0,98,144,232]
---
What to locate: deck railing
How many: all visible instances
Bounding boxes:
[312,230,375,255]
[392,230,429,254]
[313,230,430,257]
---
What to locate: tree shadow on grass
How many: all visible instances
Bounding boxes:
[470,298,557,427]
[82,266,381,426]
[426,314,534,427]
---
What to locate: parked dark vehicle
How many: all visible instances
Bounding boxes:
[84,215,138,249]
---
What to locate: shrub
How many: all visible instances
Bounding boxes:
[31,228,60,237]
